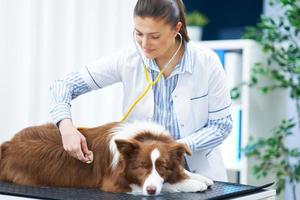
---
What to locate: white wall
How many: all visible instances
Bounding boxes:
[0,0,137,142]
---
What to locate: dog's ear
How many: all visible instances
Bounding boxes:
[115,139,140,156]
[169,143,192,160]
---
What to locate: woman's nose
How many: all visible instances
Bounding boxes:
[142,36,149,48]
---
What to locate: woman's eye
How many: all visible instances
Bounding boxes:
[136,33,142,36]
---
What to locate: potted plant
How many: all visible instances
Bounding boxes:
[186,11,208,41]
[243,119,300,200]
[232,0,300,199]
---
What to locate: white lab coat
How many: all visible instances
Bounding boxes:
[80,42,232,181]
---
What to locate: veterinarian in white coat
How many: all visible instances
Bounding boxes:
[49,0,232,181]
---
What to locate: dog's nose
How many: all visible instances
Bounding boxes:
[146,186,157,195]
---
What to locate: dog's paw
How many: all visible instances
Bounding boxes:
[181,179,208,192]
[128,184,143,195]
[184,170,214,186]
[163,179,208,193]
[191,174,214,186]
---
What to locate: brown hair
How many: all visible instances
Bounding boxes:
[134,0,190,43]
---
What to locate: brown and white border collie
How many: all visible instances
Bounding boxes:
[0,121,213,196]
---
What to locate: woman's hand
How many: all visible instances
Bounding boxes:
[58,119,93,163]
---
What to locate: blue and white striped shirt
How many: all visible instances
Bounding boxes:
[49,46,232,153]
[147,54,232,152]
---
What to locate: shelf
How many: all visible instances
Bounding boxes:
[192,39,284,186]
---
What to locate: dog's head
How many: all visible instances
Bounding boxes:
[115,134,191,196]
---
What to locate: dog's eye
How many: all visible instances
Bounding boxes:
[156,160,169,171]
[136,161,151,169]
[158,165,169,171]
[142,164,152,169]
[131,162,150,170]
[131,165,144,170]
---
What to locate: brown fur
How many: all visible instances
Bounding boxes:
[0,122,190,193]
[115,132,191,187]
[0,122,130,192]
[0,122,191,192]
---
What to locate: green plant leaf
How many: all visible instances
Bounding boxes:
[186,11,208,27]
[241,0,300,197]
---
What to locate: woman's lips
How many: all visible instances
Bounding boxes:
[143,48,155,54]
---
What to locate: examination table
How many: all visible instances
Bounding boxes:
[0,181,275,200]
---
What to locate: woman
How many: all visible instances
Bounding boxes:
[50,0,232,181]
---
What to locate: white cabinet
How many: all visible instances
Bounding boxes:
[193,39,286,185]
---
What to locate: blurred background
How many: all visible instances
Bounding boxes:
[0,0,299,199]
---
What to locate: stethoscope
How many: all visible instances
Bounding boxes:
[120,31,183,122]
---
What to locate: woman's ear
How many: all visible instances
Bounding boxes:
[175,21,182,34]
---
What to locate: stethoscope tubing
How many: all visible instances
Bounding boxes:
[120,31,183,122]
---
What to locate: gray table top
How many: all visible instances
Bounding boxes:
[0,181,273,200]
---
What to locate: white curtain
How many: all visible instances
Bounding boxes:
[0,0,137,142]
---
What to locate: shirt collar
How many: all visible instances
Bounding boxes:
[143,42,194,74]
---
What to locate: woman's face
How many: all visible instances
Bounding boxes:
[134,16,178,59]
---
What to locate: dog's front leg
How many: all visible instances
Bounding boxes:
[162,179,208,193]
